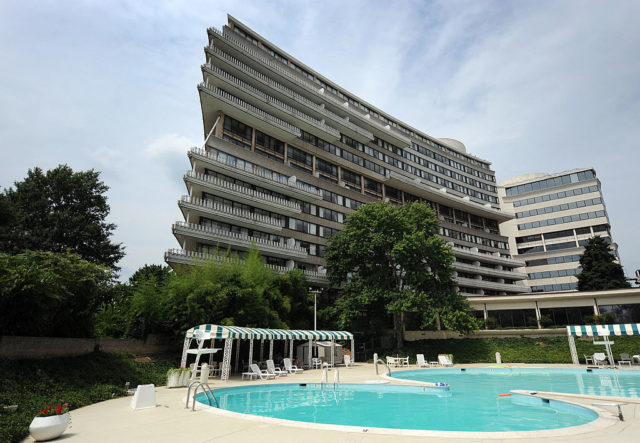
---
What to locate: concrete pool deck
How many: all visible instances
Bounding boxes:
[23,363,640,442]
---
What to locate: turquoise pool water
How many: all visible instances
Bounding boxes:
[198,372,604,432]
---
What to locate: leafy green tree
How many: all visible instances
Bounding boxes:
[0,251,113,337]
[0,165,124,269]
[577,236,630,291]
[274,269,314,330]
[325,202,478,348]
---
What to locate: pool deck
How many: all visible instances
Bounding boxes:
[23,363,640,442]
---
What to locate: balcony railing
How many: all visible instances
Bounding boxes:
[172,221,307,255]
[455,276,531,293]
[203,52,373,140]
[198,82,301,137]
[179,196,283,229]
[453,261,527,281]
[204,64,340,138]
[452,246,526,267]
[189,146,322,199]
[184,170,301,212]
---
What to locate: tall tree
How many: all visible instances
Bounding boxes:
[577,236,630,291]
[324,202,478,348]
[0,165,124,268]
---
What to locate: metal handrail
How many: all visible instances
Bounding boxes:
[185,381,219,410]
[375,358,391,376]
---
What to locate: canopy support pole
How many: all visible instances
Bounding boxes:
[260,339,264,362]
[331,339,335,367]
[248,339,254,367]
[308,338,312,368]
[234,338,240,373]
[180,336,190,368]
[289,339,294,360]
[567,326,579,365]
[269,339,274,361]
[351,338,355,363]
[221,338,233,381]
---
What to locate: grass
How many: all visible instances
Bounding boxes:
[0,351,179,443]
[373,336,640,364]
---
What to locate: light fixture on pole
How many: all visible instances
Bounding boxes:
[309,287,321,330]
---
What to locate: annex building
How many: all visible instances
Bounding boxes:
[164,15,530,297]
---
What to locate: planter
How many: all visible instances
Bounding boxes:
[167,370,192,388]
[29,413,70,441]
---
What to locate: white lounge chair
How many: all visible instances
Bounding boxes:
[283,358,303,374]
[416,354,429,367]
[438,354,453,367]
[593,353,608,367]
[249,363,276,380]
[266,360,288,377]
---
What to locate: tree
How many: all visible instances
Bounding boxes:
[0,251,113,337]
[577,236,630,291]
[324,202,478,348]
[0,165,124,269]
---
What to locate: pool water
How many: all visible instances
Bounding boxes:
[199,372,603,432]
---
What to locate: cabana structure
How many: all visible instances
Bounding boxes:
[567,324,640,365]
[181,324,354,381]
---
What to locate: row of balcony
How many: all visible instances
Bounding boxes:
[172,221,308,259]
[452,245,525,268]
[203,49,374,142]
[178,195,283,232]
[208,26,411,146]
[455,276,531,294]
[164,248,329,285]
[183,170,302,215]
[453,261,527,281]
[189,145,323,200]
[203,64,341,139]
[198,82,301,138]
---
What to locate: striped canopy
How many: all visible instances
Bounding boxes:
[185,324,353,341]
[567,324,640,337]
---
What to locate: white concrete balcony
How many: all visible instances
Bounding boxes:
[455,276,531,294]
[208,26,409,146]
[178,196,283,232]
[452,246,525,268]
[202,54,374,142]
[453,261,528,281]
[184,170,302,215]
[203,64,341,140]
[172,221,308,259]
[189,146,322,200]
[164,249,329,285]
[198,82,301,138]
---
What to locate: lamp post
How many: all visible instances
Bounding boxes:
[309,287,321,330]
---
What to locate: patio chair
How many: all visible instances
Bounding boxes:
[266,359,288,377]
[416,354,429,367]
[283,358,303,374]
[386,356,397,367]
[584,354,594,365]
[618,353,632,367]
[249,363,276,380]
[593,353,608,367]
[311,358,322,369]
[438,354,454,367]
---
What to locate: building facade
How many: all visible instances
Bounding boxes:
[165,15,529,296]
[498,169,618,293]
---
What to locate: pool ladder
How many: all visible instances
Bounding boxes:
[320,367,340,390]
[375,359,391,375]
[185,381,219,411]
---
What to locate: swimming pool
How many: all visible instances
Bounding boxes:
[199,379,599,432]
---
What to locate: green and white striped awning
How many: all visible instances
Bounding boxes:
[567,324,640,337]
[185,324,353,341]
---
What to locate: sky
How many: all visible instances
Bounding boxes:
[1,0,638,281]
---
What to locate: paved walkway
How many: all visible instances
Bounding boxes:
[23,363,640,442]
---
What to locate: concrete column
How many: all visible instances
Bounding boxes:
[593,298,600,315]
[535,301,542,329]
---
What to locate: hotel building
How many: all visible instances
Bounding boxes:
[498,169,618,293]
[165,15,529,296]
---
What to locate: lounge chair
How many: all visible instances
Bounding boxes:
[593,353,608,367]
[249,363,276,380]
[416,354,429,367]
[266,360,288,377]
[584,354,594,365]
[438,354,454,367]
[618,353,632,367]
[283,358,303,374]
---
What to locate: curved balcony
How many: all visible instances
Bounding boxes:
[203,64,340,140]
[452,246,525,268]
[208,27,410,146]
[203,52,374,142]
[455,276,531,294]
[189,146,322,200]
[198,82,301,139]
[164,249,329,285]
[183,170,302,215]
[172,221,308,259]
[178,196,283,232]
[453,261,528,281]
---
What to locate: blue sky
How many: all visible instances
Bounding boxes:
[1,0,638,280]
